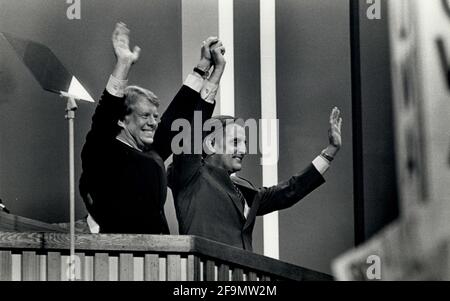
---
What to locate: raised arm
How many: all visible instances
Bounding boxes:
[257,108,343,215]
[86,23,141,141]
[322,107,343,161]
[153,37,226,161]
[168,43,227,189]
[80,23,140,206]
[111,22,141,81]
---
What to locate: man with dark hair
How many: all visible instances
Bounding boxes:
[168,103,342,250]
[79,23,226,234]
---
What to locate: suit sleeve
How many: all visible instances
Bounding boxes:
[153,85,208,162]
[256,164,326,216]
[84,90,124,145]
[167,92,216,191]
[79,90,123,202]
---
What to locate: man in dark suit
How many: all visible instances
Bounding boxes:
[168,103,342,250]
[79,23,226,234]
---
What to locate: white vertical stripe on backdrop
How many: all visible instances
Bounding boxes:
[218,0,235,116]
[260,0,279,260]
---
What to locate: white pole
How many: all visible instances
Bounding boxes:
[65,97,77,281]
[260,0,279,259]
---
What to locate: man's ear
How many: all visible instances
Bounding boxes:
[204,135,216,155]
[117,119,126,129]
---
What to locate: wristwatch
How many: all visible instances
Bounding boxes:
[194,67,209,79]
[320,150,334,162]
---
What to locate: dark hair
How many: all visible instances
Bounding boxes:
[203,115,239,137]
[202,115,245,158]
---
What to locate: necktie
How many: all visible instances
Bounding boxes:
[232,183,247,216]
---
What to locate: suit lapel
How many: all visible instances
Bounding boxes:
[243,203,258,230]
[230,177,260,230]
[217,180,258,229]
[207,166,246,222]
[225,189,246,221]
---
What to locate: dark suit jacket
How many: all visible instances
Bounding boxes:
[168,100,326,250]
[79,85,205,234]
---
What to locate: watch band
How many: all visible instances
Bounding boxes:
[320,150,334,162]
[194,67,209,79]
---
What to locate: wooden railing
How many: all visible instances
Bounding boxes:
[0,232,332,281]
[0,211,68,233]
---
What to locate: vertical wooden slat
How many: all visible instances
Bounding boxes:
[39,255,46,281]
[167,255,181,281]
[22,251,38,281]
[159,257,166,281]
[203,260,215,281]
[119,253,134,281]
[218,263,230,281]
[144,254,159,281]
[261,275,271,281]
[248,271,258,281]
[60,255,68,281]
[94,253,109,281]
[0,251,12,281]
[85,256,94,281]
[11,254,21,281]
[134,257,144,281]
[232,267,244,281]
[180,257,187,281]
[109,257,118,281]
[75,253,85,281]
[47,252,61,281]
[187,255,201,281]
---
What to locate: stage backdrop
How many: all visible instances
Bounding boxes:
[0,0,357,274]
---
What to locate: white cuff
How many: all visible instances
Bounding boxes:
[86,214,100,234]
[184,73,218,104]
[244,202,250,219]
[312,155,331,175]
[184,73,204,93]
[106,75,128,97]
[201,80,218,104]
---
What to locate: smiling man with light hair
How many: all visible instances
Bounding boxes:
[79,23,226,234]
